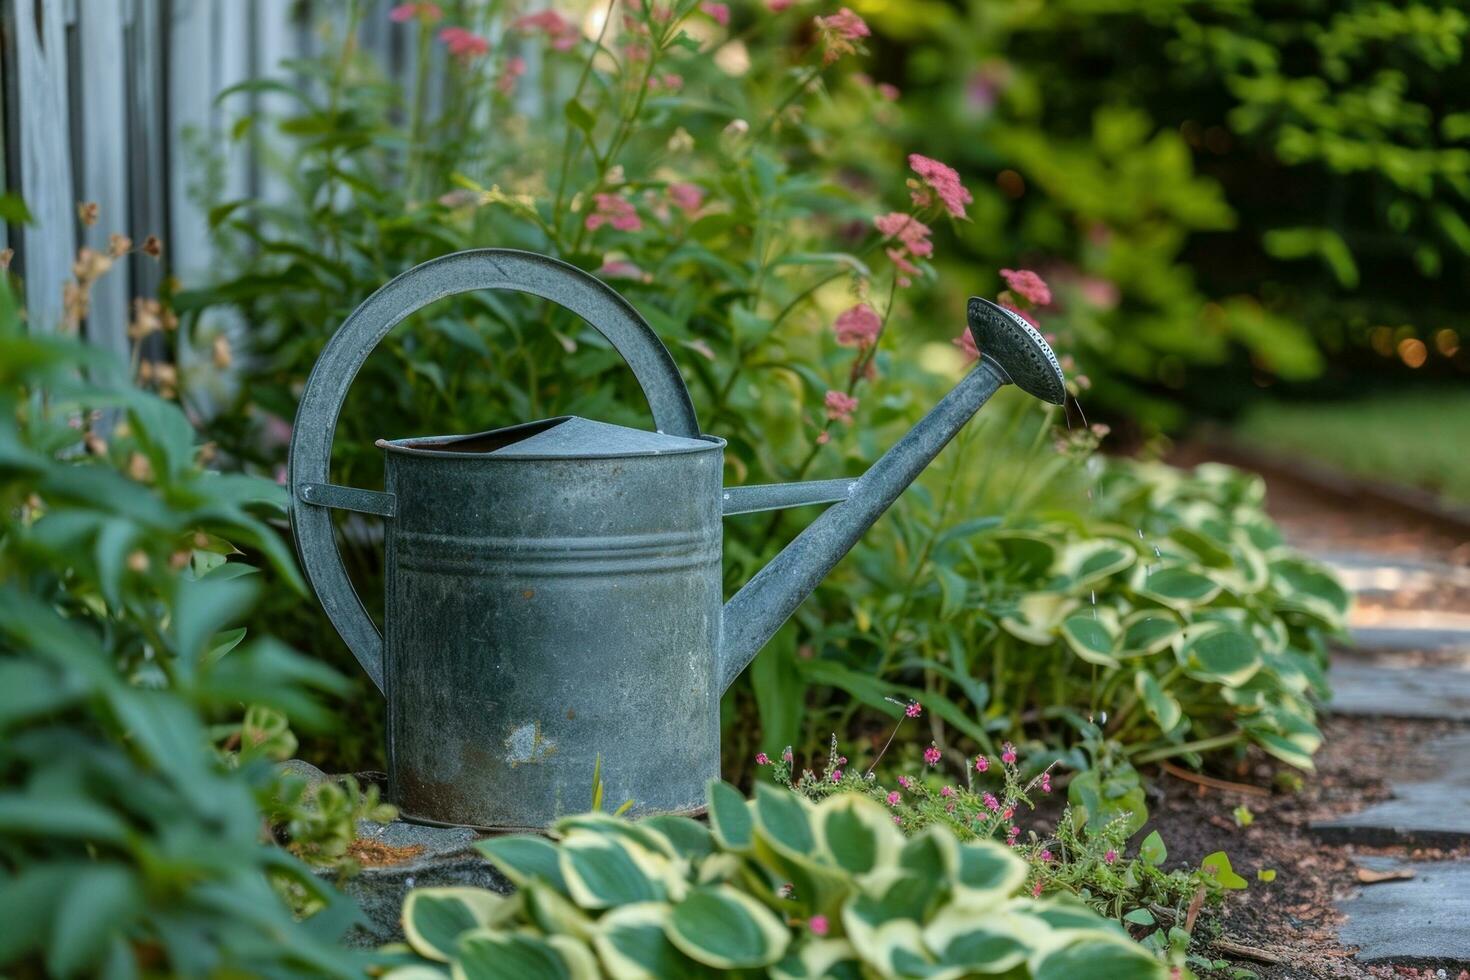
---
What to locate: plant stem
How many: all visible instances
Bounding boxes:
[1129,731,1242,765]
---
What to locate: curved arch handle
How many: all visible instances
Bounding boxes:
[287,249,701,692]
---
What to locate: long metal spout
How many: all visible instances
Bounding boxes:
[718,297,1067,692]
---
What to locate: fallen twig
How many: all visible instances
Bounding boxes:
[1355,865,1415,884]
[1210,937,1285,964]
[1159,760,1271,797]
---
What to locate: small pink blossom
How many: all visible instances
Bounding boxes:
[808,914,829,936]
[905,702,922,718]
[886,247,920,288]
[585,193,642,232]
[940,785,954,798]
[1105,850,1118,865]
[391,2,442,24]
[814,8,869,65]
[1040,849,1053,862]
[908,153,972,219]
[831,769,842,782]
[1007,825,1020,840]
[945,801,956,812]
[668,182,704,215]
[824,390,858,424]
[702,1,730,25]
[1001,742,1017,764]
[893,815,902,824]
[897,775,913,790]
[874,213,932,256]
[816,431,831,445]
[953,328,979,362]
[982,792,1000,812]
[756,752,771,765]
[878,82,900,102]
[648,72,684,92]
[833,303,881,348]
[999,268,1051,307]
[1002,807,1013,820]
[438,26,489,60]
[514,10,579,51]
[886,791,901,806]
[974,755,989,773]
[782,748,794,763]
[1040,772,1052,793]
[924,745,941,766]
[1078,275,1120,310]
[498,55,527,95]
[767,0,794,10]
[1031,880,1044,897]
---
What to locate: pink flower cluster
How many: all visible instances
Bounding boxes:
[874,212,932,288]
[390,2,441,23]
[1001,742,1017,764]
[908,154,972,220]
[668,182,704,215]
[498,56,527,95]
[702,1,730,25]
[833,303,881,349]
[923,744,941,766]
[514,10,579,51]
[815,8,870,65]
[974,754,989,773]
[824,390,858,424]
[585,194,642,232]
[439,26,489,60]
[755,752,771,765]
[905,701,922,718]
[1000,268,1051,307]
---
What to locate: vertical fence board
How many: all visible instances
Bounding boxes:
[75,0,131,363]
[11,0,76,333]
[124,0,165,307]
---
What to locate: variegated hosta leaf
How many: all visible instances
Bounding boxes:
[1019,898,1135,943]
[898,828,955,883]
[1054,538,1136,587]
[1060,613,1120,668]
[558,830,667,909]
[666,884,790,969]
[1167,526,1233,568]
[752,783,817,860]
[1118,611,1180,658]
[554,812,678,861]
[1000,592,1079,645]
[474,836,569,896]
[1131,563,1222,610]
[1249,729,1316,770]
[816,792,903,878]
[842,873,936,966]
[751,784,856,911]
[522,880,595,941]
[640,814,715,861]
[1177,624,1262,687]
[871,920,946,979]
[592,903,714,980]
[922,906,1033,974]
[1269,559,1350,621]
[705,779,753,851]
[1029,934,1164,980]
[1249,708,1321,771]
[770,938,864,980]
[947,839,1027,909]
[1134,670,1182,733]
[402,888,516,962]
[453,929,598,980]
[382,966,451,980]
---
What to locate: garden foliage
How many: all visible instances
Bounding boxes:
[390,781,1166,979]
[0,283,365,977]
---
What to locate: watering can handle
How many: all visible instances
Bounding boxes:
[287,249,701,693]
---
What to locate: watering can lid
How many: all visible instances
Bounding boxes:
[379,415,720,459]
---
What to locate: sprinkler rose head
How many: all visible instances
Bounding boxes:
[966,296,1067,406]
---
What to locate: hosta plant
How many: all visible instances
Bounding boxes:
[389,781,1167,979]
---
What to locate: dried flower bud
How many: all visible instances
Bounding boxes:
[126,550,150,573]
[85,432,109,456]
[128,453,154,482]
[108,233,132,257]
[0,248,13,270]
[212,334,233,369]
[141,235,163,258]
[78,201,100,227]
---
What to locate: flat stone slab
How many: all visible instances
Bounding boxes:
[329,819,512,947]
[1327,661,1470,721]
[1337,858,1470,967]
[1313,733,1470,847]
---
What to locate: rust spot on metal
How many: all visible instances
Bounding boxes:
[522,589,535,599]
[503,721,558,768]
[565,708,576,720]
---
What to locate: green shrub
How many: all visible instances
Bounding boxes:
[390,781,1168,979]
[0,282,365,977]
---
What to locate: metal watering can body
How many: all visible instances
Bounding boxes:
[289,249,1064,830]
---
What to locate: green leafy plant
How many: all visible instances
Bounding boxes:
[0,279,365,977]
[390,780,1168,979]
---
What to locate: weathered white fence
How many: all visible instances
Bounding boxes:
[0,0,421,351]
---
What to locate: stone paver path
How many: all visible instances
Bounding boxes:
[1337,858,1470,967]
[1327,660,1470,721]
[1313,732,1470,847]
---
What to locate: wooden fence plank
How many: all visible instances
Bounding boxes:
[10,0,77,334]
[75,0,131,364]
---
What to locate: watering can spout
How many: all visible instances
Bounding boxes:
[718,297,1067,692]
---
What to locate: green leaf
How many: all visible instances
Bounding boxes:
[1139,830,1167,867]
[752,783,816,858]
[1055,539,1135,587]
[1133,565,1221,610]
[1249,729,1316,771]
[949,840,1027,908]
[816,793,902,876]
[1119,612,1180,657]
[455,929,598,980]
[558,831,665,909]
[1068,768,1148,837]
[640,815,715,861]
[47,864,139,978]
[769,938,863,980]
[402,888,513,962]
[1134,671,1182,733]
[705,780,753,850]
[922,906,1031,973]
[1000,592,1077,645]
[564,99,597,135]
[1033,934,1168,980]
[594,903,713,979]
[1060,615,1120,668]
[666,885,790,969]
[1200,851,1248,890]
[475,836,570,895]
[1179,626,1261,687]
[0,192,33,224]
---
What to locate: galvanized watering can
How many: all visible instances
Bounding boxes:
[288,249,1065,830]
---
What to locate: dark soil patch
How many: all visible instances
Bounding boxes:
[1139,715,1469,978]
